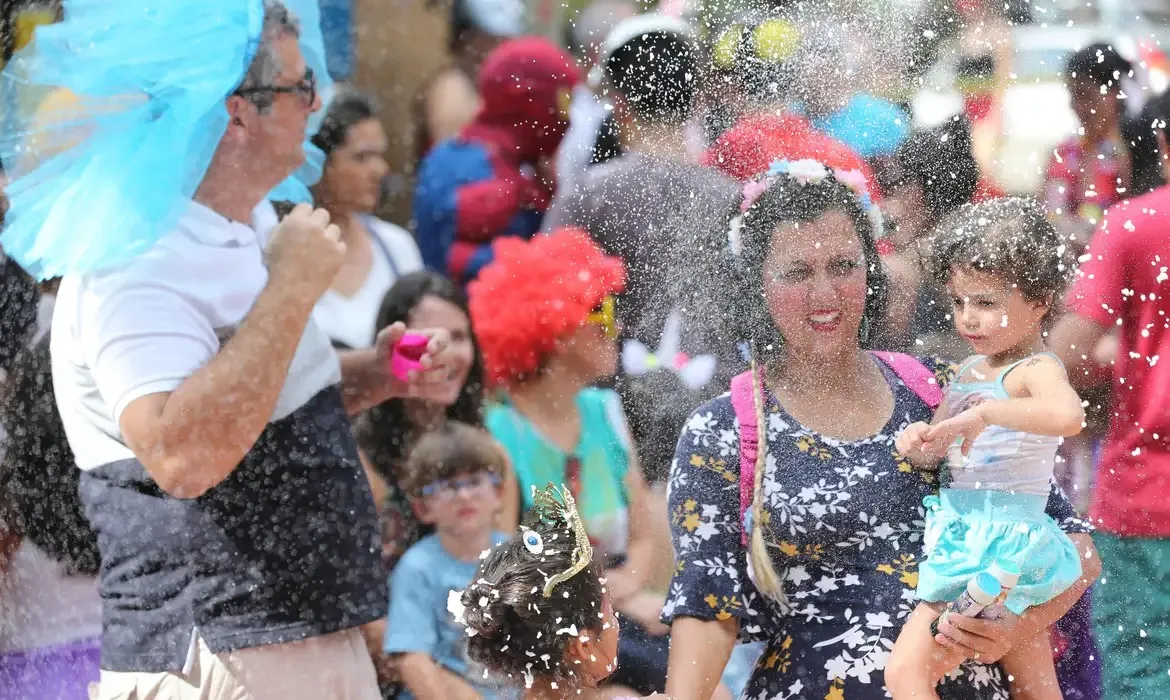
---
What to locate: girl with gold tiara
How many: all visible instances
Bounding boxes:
[450,484,671,699]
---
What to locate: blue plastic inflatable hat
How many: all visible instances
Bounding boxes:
[0,0,331,280]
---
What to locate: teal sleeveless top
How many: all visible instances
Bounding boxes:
[486,388,632,559]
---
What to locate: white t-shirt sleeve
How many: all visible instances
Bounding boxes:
[80,277,218,424]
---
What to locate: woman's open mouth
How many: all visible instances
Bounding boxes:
[808,310,841,333]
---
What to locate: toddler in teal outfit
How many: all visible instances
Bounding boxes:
[885,199,1090,700]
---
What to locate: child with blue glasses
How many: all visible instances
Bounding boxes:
[385,421,517,699]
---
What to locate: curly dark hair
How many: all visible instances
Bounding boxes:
[728,173,890,360]
[0,335,100,576]
[460,518,606,690]
[924,197,1075,302]
[355,271,485,482]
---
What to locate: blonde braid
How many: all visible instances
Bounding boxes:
[747,356,787,604]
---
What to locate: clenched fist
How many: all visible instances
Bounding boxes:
[265,203,345,305]
[894,420,948,470]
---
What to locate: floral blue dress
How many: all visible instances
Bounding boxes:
[663,357,1093,700]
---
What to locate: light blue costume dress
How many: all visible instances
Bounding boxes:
[0,0,333,281]
[918,353,1083,614]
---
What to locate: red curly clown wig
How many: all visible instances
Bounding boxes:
[468,229,626,387]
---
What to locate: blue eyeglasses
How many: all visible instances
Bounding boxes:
[420,472,501,501]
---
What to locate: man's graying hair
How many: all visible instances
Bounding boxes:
[237,0,301,112]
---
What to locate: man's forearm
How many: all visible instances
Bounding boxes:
[397,654,456,700]
[142,283,314,496]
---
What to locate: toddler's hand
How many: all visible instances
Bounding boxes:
[922,409,988,457]
[895,422,931,456]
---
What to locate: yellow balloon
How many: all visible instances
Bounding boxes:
[753,19,800,63]
[712,24,743,71]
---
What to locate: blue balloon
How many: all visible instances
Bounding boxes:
[813,94,910,160]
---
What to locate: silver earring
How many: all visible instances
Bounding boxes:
[859,316,871,344]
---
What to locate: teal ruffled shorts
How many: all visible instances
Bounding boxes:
[918,488,1082,615]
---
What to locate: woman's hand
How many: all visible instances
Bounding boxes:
[934,610,1021,664]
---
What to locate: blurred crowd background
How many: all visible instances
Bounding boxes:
[2,0,1170,698]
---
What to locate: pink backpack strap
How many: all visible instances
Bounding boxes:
[729,370,759,546]
[870,351,944,409]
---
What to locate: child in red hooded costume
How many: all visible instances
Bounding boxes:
[414,37,581,286]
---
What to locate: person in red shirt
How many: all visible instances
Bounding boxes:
[1050,95,1170,700]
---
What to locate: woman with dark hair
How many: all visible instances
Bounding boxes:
[356,270,517,573]
[0,336,102,700]
[660,162,1096,700]
[356,270,517,697]
[309,89,422,350]
[413,0,525,162]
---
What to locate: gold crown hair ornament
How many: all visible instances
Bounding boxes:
[523,483,594,598]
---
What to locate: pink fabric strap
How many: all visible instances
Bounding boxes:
[870,351,943,409]
[730,370,759,546]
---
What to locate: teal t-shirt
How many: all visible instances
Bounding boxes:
[486,388,632,558]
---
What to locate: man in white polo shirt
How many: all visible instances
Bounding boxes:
[0,2,457,699]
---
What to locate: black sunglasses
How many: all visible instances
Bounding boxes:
[236,66,316,107]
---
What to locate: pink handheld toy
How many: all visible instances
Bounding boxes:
[390,333,429,381]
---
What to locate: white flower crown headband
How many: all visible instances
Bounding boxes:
[727,159,886,256]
